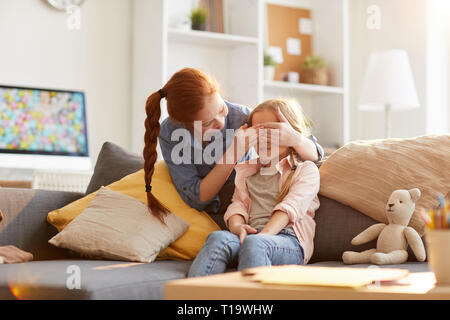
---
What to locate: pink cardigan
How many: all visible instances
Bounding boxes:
[224,156,320,264]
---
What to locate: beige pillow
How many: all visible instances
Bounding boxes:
[319,134,450,236]
[49,187,189,263]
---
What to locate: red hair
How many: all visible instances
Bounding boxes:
[143,68,219,222]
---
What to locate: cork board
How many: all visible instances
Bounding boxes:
[266,4,312,81]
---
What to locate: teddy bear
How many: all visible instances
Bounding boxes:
[342,188,426,265]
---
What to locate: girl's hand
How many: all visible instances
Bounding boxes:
[254,107,319,162]
[253,107,302,149]
[222,124,257,164]
[230,224,258,244]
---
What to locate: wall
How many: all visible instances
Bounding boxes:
[349,0,429,140]
[131,0,166,155]
[0,0,132,165]
[426,0,449,134]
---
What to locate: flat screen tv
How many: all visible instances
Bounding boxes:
[0,85,90,170]
[0,85,88,156]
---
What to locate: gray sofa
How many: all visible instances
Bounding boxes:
[0,142,429,300]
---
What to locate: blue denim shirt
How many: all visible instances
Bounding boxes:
[159,100,323,214]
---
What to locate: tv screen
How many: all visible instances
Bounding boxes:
[0,85,88,157]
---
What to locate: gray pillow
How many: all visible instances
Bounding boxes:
[85,142,144,195]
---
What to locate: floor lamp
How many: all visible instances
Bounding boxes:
[358,50,420,138]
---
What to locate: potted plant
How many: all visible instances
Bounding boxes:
[264,53,278,81]
[301,55,329,85]
[190,7,208,31]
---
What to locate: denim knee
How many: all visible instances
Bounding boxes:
[239,235,266,257]
[237,235,269,269]
[206,230,233,244]
[188,231,239,277]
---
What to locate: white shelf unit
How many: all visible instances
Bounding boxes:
[131,0,349,154]
[264,80,345,95]
[167,29,260,47]
[263,0,349,151]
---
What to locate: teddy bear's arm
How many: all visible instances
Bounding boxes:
[404,227,426,262]
[351,223,386,246]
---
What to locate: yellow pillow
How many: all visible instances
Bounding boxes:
[47,161,220,260]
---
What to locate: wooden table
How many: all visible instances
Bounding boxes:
[165,270,450,300]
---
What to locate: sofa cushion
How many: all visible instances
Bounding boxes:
[310,195,426,264]
[85,142,144,195]
[0,259,192,300]
[319,134,450,236]
[47,162,220,261]
[49,187,189,263]
[0,188,84,261]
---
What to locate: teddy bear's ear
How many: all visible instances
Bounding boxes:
[408,188,421,202]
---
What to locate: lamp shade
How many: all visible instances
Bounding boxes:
[359,50,420,111]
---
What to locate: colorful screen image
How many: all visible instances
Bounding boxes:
[0,86,88,156]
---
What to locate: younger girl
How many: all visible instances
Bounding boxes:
[142,68,323,229]
[188,99,320,277]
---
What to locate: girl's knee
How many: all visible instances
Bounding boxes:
[237,235,270,270]
[206,231,236,246]
[240,235,266,253]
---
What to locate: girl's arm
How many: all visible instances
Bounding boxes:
[228,215,258,244]
[259,211,290,235]
[227,214,246,232]
[160,124,255,207]
[199,125,257,202]
[293,133,321,162]
[271,161,320,224]
[259,162,320,236]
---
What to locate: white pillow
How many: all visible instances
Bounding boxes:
[49,187,189,263]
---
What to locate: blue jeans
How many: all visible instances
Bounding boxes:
[188,229,305,278]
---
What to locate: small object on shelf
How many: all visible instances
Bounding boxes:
[301,55,329,86]
[287,71,299,83]
[263,52,279,81]
[190,6,208,31]
[176,17,191,32]
[200,0,224,33]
